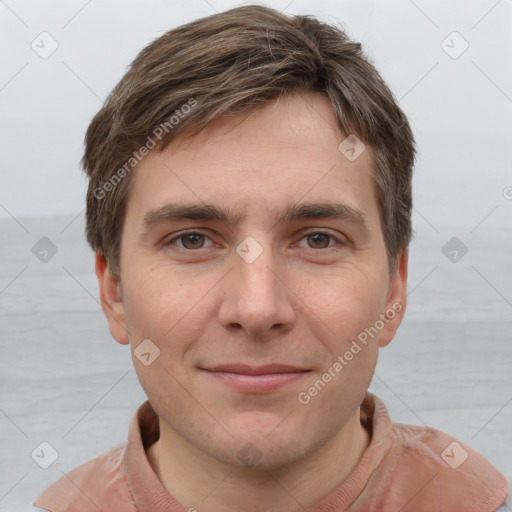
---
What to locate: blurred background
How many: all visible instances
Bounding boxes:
[1,0,511,510]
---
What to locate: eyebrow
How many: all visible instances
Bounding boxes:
[141,201,368,231]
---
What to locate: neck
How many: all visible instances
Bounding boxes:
[147,410,370,512]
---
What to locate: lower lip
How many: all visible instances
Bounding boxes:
[202,370,309,393]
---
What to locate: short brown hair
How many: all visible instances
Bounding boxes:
[83,4,415,278]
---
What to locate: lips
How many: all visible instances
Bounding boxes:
[200,364,310,393]
[205,364,309,375]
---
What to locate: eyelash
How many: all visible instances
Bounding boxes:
[165,229,345,253]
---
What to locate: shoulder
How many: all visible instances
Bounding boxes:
[496,474,512,511]
[33,444,136,512]
[378,422,508,512]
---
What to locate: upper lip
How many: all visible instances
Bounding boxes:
[202,364,309,375]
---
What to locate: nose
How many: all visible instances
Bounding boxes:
[217,237,296,339]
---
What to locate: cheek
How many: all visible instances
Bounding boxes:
[124,264,182,327]
[297,269,387,343]
[122,266,212,362]
[122,270,198,411]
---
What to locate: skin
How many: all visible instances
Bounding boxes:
[96,92,408,512]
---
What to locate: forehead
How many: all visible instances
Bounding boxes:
[125,93,378,226]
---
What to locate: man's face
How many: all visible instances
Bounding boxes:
[99,93,406,469]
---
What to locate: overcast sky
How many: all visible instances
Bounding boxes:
[1,0,511,229]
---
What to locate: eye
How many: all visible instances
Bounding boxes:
[166,231,213,250]
[165,230,345,252]
[298,231,344,250]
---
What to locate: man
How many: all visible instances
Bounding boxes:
[34,4,508,511]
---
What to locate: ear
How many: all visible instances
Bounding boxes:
[378,248,408,348]
[95,252,130,345]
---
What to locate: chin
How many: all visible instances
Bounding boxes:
[205,427,318,471]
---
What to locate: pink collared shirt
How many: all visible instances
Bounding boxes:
[34,393,508,511]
